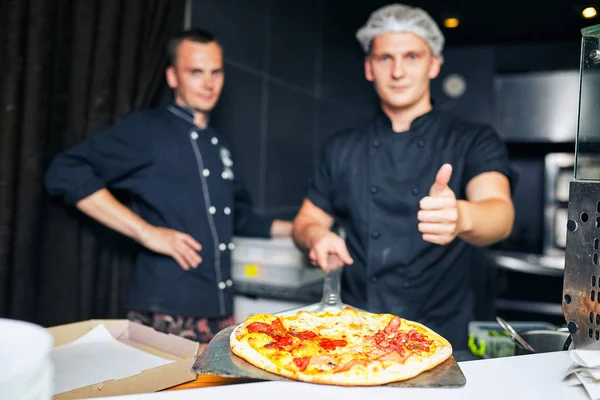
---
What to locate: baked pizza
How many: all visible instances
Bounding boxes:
[229,306,452,386]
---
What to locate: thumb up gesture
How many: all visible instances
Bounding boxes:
[417,164,459,245]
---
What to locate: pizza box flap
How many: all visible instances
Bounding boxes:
[47,319,199,399]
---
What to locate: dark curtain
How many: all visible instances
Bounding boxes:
[0,0,186,327]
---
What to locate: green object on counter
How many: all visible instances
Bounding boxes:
[468,334,486,357]
[468,321,556,358]
[488,330,510,337]
[467,331,514,358]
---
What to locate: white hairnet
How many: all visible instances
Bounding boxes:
[355,4,445,60]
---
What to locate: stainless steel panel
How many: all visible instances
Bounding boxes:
[562,180,600,349]
[494,71,579,142]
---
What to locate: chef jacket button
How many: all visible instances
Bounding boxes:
[370,277,377,283]
[228,242,235,250]
[202,168,210,177]
[209,206,216,214]
[417,140,425,148]
[219,243,227,251]
[224,207,231,215]
[371,186,378,194]
[372,140,380,148]
[218,281,226,290]
[403,282,411,289]
[190,132,199,140]
[226,279,233,287]
[211,137,219,145]
[221,171,228,179]
[372,231,380,239]
[412,188,419,195]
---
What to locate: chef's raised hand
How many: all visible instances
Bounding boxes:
[309,232,354,272]
[418,163,459,245]
[138,226,202,270]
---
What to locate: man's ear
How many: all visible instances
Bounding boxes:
[365,57,374,82]
[165,66,177,89]
[428,55,441,80]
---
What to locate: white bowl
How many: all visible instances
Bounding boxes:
[0,318,54,400]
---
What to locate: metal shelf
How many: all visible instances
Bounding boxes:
[495,299,563,316]
[491,250,564,277]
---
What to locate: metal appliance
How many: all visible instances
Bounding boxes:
[230,236,326,323]
[544,153,576,254]
[562,24,600,349]
[545,153,600,255]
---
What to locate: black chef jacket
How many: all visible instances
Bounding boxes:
[45,102,274,318]
[307,109,514,349]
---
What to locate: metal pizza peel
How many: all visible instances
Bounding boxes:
[191,324,465,387]
[275,227,357,315]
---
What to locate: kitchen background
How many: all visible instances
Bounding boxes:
[184,0,596,326]
[1,0,599,331]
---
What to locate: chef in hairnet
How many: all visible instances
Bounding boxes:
[293,4,515,349]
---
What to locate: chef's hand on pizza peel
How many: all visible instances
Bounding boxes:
[418,163,459,245]
[138,226,202,270]
[309,232,353,273]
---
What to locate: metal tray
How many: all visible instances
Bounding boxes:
[192,325,466,388]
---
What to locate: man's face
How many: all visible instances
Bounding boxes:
[365,32,441,111]
[166,40,224,113]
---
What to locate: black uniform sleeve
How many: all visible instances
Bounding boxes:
[463,126,517,190]
[229,144,274,238]
[305,137,336,215]
[44,113,154,204]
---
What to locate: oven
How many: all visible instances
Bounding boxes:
[544,153,575,255]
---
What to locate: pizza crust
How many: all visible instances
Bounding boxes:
[229,311,453,386]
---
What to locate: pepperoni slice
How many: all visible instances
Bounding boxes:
[371,320,436,354]
[319,338,347,350]
[247,322,271,333]
[264,342,282,350]
[293,357,310,371]
[293,330,318,340]
[407,342,431,352]
[270,318,288,336]
[276,335,294,346]
[248,320,296,348]
[371,332,386,345]
[248,319,289,337]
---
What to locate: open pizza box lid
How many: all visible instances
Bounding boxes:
[47,319,199,399]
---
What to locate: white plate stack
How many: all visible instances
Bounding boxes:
[0,318,54,400]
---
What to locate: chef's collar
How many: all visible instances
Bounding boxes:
[376,107,436,135]
[166,101,211,128]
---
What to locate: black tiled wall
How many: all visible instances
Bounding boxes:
[191,0,581,228]
[192,0,377,221]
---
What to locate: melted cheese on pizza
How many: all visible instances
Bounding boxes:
[234,307,439,375]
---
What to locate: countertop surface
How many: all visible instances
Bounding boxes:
[96,351,589,400]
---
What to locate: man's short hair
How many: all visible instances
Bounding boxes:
[167,28,221,66]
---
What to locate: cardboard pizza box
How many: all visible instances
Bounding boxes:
[47,319,199,399]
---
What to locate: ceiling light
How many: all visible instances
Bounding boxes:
[582,7,597,19]
[444,17,460,28]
